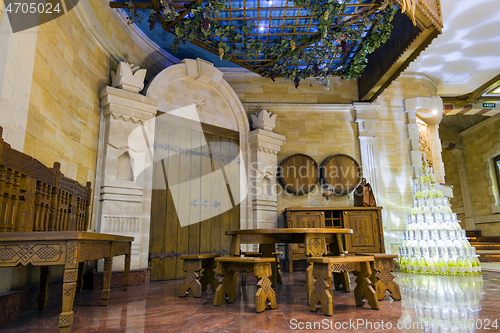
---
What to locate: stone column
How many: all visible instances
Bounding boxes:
[97,83,158,270]
[353,103,395,251]
[248,110,285,229]
[404,96,445,181]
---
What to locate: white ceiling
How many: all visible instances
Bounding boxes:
[405,0,500,97]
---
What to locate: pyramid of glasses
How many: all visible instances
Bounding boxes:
[399,155,482,275]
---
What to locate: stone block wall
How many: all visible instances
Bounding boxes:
[439,124,464,211]
[225,73,359,104]
[1,0,175,292]
[272,109,360,211]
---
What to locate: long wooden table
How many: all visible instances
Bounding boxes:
[0,232,133,333]
[226,228,353,291]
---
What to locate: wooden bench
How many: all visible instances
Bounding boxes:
[213,257,277,313]
[240,251,283,285]
[355,253,401,301]
[178,254,219,297]
[308,256,379,316]
[0,127,133,332]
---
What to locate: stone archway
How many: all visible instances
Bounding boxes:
[145,58,251,228]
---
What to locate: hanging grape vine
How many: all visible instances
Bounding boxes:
[124,0,397,88]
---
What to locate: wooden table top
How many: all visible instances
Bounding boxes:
[0,231,134,242]
[226,228,353,235]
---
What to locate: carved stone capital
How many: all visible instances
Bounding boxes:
[111,62,147,93]
[250,109,277,131]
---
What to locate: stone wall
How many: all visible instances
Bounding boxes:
[460,117,500,235]
[439,124,464,216]
[227,72,438,253]
[1,0,176,293]
[226,73,359,104]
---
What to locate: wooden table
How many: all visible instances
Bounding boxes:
[226,228,353,291]
[0,232,133,333]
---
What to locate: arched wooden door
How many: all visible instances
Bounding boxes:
[149,114,240,280]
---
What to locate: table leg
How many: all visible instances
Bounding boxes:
[332,235,350,293]
[309,261,333,316]
[76,262,84,293]
[353,262,379,310]
[214,263,237,306]
[260,244,277,287]
[254,263,277,313]
[101,257,113,306]
[37,266,50,310]
[124,246,131,291]
[59,241,79,333]
[200,259,218,292]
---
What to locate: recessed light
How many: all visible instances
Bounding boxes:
[446,74,472,83]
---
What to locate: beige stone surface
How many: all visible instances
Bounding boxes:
[460,117,500,221]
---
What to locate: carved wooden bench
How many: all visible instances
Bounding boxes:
[240,251,283,285]
[0,126,133,332]
[178,254,219,297]
[213,257,277,313]
[355,253,401,301]
[308,256,379,316]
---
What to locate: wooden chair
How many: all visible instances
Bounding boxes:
[240,251,283,285]
[213,257,277,313]
[308,256,379,316]
[355,253,401,301]
[178,254,219,298]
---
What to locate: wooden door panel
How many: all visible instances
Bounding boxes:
[343,211,379,253]
[150,117,240,280]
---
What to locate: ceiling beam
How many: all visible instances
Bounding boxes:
[151,0,169,31]
[441,73,500,105]
[166,0,203,31]
[109,1,154,9]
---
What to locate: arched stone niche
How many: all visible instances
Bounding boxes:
[145,58,251,228]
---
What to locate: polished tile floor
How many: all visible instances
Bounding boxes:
[0,269,497,332]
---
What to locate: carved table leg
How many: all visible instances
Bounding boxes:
[273,253,283,284]
[38,266,50,310]
[76,262,84,293]
[309,262,333,316]
[60,241,79,333]
[213,263,237,306]
[254,263,277,313]
[353,262,379,310]
[260,244,277,287]
[306,263,313,305]
[123,246,131,292]
[332,235,351,293]
[241,272,248,285]
[179,259,203,297]
[372,258,400,301]
[199,259,218,292]
[101,257,113,306]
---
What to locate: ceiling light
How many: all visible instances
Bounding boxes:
[259,26,265,31]
[432,109,438,115]
[445,74,472,83]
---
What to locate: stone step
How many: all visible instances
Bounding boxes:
[470,243,500,250]
[476,250,500,262]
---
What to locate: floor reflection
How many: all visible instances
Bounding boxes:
[398,272,484,332]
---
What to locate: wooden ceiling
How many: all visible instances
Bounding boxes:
[110,0,443,102]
